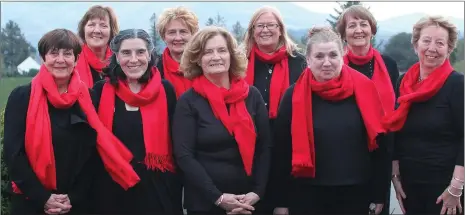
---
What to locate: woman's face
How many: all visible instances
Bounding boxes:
[414,25,450,71]
[200,35,231,76]
[43,48,76,81]
[84,15,111,49]
[163,19,192,58]
[116,38,150,81]
[253,12,282,52]
[307,42,343,82]
[344,15,372,49]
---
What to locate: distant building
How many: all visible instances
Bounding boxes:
[17,56,40,75]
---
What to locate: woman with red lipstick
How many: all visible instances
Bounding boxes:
[386,16,464,215]
[75,5,119,88]
[156,6,199,98]
[336,6,399,214]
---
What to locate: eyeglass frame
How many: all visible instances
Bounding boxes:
[253,23,280,31]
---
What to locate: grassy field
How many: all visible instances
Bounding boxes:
[0,77,32,111]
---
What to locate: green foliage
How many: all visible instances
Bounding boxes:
[326,1,362,30]
[450,38,465,65]
[453,60,464,73]
[205,13,226,28]
[1,108,10,215]
[149,12,163,56]
[0,20,37,76]
[231,21,245,44]
[382,32,418,72]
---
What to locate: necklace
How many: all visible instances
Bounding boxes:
[266,64,274,74]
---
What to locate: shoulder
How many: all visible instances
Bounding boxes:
[381,54,397,65]
[91,79,108,95]
[446,71,464,86]
[289,51,306,63]
[177,88,198,104]
[161,79,176,97]
[5,83,32,111]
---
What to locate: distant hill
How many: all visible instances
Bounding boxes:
[1,2,464,52]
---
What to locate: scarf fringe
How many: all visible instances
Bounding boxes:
[144,154,176,172]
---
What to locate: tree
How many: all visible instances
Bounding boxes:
[205,13,226,28]
[149,13,163,56]
[1,109,10,215]
[231,21,245,43]
[326,1,362,30]
[0,20,36,77]
[383,32,418,72]
[450,38,464,65]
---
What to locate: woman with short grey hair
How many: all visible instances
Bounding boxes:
[90,29,183,214]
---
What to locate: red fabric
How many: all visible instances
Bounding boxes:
[13,65,140,194]
[291,65,386,177]
[75,44,112,87]
[192,75,256,175]
[245,45,289,119]
[98,67,176,172]
[382,60,454,132]
[344,46,396,113]
[162,48,192,98]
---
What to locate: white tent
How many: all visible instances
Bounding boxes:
[17,56,40,74]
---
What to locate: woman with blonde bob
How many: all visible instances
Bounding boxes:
[386,16,464,215]
[272,26,390,215]
[172,26,272,215]
[75,5,119,87]
[156,6,199,98]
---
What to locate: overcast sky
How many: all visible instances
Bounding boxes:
[294,2,464,21]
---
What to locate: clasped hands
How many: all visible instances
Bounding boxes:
[216,192,260,215]
[44,194,72,214]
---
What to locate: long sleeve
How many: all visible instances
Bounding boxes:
[249,87,272,198]
[450,74,464,166]
[67,146,98,209]
[392,74,404,161]
[369,134,391,203]
[171,95,222,204]
[269,86,294,208]
[3,86,51,209]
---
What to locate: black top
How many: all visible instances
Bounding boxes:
[90,79,183,214]
[156,55,166,80]
[3,84,97,213]
[347,54,400,89]
[251,51,307,112]
[393,71,464,185]
[172,86,272,212]
[90,66,104,87]
[271,84,391,207]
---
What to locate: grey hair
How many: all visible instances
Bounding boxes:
[109,29,154,53]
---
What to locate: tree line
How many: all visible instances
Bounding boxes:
[1,1,464,78]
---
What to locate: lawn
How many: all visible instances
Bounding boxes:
[0,77,32,111]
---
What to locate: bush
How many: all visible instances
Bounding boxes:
[1,108,10,215]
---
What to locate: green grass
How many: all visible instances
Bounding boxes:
[0,77,32,111]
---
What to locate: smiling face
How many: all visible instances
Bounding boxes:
[414,25,450,70]
[43,48,76,81]
[200,34,230,76]
[116,38,150,81]
[163,19,193,58]
[253,12,281,52]
[307,42,343,82]
[84,15,111,49]
[345,15,372,49]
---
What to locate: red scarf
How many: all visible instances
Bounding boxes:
[245,45,289,119]
[382,60,453,132]
[75,44,112,87]
[98,67,175,172]
[12,65,140,194]
[291,65,385,178]
[344,46,396,113]
[192,75,256,176]
[162,48,192,98]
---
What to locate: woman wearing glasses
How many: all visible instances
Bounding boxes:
[241,5,307,214]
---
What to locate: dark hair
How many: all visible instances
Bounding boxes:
[38,29,82,62]
[78,5,119,44]
[103,29,155,86]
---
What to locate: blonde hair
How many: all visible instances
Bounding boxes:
[180,26,247,80]
[306,26,344,57]
[336,5,377,40]
[77,5,119,44]
[242,6,300,57]
[156,6,199,40]
[411,15,459,53]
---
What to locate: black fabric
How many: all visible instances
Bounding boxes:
[172,86,272,212]
[270,84,390,208]
[90,66,104,87]
[90,79,183,215]
[4,84,97,214]
[393,71,464,184]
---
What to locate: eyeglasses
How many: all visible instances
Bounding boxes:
[254,23,280,31]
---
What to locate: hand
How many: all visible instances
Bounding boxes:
[217,193,255,212]
[436,186,463,215]
[44,194,72,214]
[370,203,383,215]
[239,192,260,206]
[273,207,289,215]
[392,177,407,214]
[227,207,253,215]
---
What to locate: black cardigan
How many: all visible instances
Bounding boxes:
[3,84,97,214]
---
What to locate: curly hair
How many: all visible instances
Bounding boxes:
[180,26,247,80]
[306,26,344,58]
[411,15,459,53]
[156,6,199,40]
